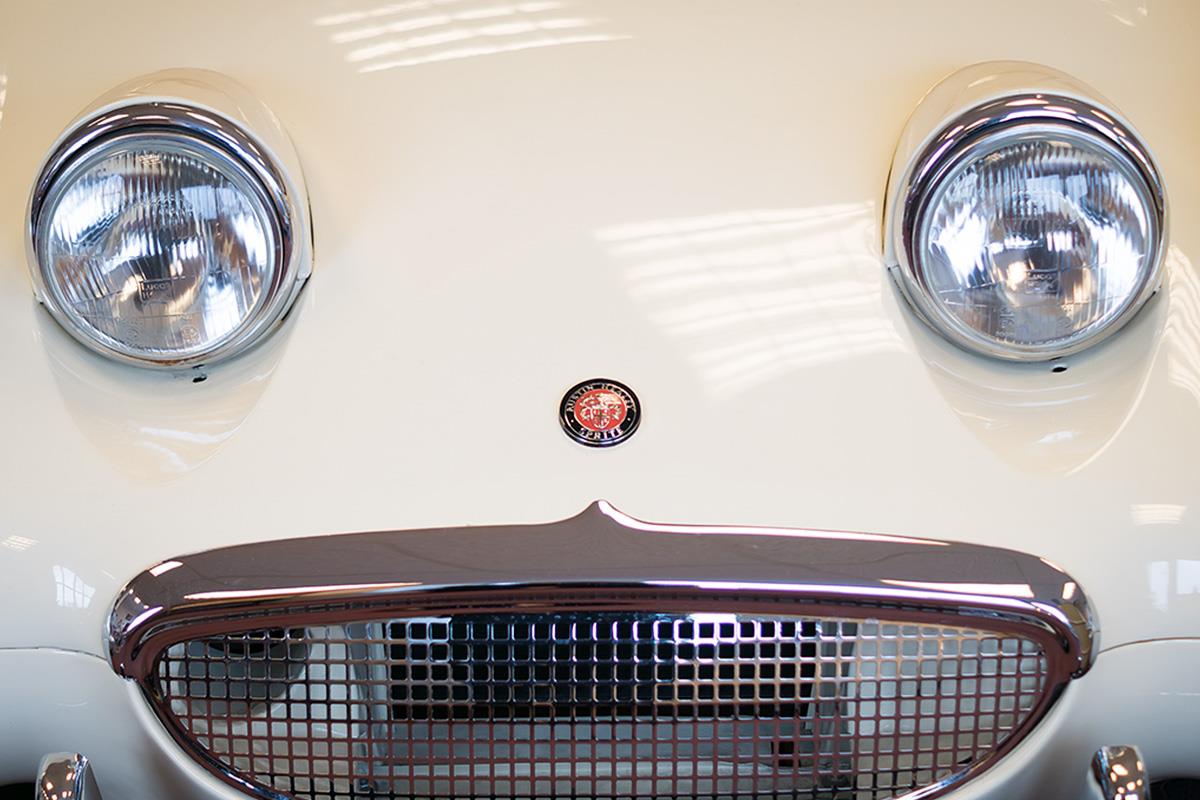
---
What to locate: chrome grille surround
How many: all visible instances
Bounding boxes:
[110,502,1094,800]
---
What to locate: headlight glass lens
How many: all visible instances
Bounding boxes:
[35,132,281,364]
[914,125,1160,357]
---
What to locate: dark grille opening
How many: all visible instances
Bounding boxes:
[386,615,821,721]
[153,611,1049,800]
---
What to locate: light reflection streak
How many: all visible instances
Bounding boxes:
[0,74,7,127]
[185,582,422,601]
[315,0,475,27]
[597,204,902,395]
[149,560,184,577]
[603,210,844,256]
[599,501,945,546]
[1096,0,1149,27]
[648,580,1043,614]
[348,17,601,61]
[1130,503,1186,526]
[1165,246,1200,404]
[359,32,625,71]
[318,0,627,73]
[880,580,1036,599]
[136,426,234,445]
[1,535,37,552]
[1149,560,1170,611]
[54,565,96,609]
[1028,601,1073,629]
[133,439,195,474]
[332,1,566,44]
[126,605,164,631]
[1147,560,1200,611]
[1179,561,1200,595]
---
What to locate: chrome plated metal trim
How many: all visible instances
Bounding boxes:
[37,753,103,800]
[109,501,1095,800]
[883,62,1168,362]
[110,501,1095,680]
[1092,746,1149,800]
[27,95,309,368]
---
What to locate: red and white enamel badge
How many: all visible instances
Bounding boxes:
[559,379,641,447]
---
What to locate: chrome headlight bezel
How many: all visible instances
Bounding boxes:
[886,65,1169,362]
[28,95,310,368]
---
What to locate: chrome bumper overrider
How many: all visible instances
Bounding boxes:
[1092,746,1149,800]
[36,753,102,800]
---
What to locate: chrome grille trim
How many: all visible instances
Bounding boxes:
[109,502,1095,800]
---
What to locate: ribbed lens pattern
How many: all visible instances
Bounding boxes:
[154,612,1049,800]
[918,127,1156,351]
[37,135,277,360]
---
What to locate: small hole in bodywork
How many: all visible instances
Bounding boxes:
[1051,365,1068,374]
[192,374,207,383]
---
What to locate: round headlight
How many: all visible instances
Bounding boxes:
[30,103,306,367]
[894,95,1166,360]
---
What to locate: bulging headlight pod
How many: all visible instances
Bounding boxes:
[29,83,309,367]
[886,63,1167,361]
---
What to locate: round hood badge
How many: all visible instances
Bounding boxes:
[560,378,641,447]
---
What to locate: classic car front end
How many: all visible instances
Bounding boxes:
[0,2,1197,799]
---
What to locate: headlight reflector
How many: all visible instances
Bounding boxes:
[30,102,305,367]
[894,95,1166,360]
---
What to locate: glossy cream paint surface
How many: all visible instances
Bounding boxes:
[0,0,1197,785]
[1,0,1198,650]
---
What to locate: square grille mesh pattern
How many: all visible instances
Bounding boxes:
[154,612,1048,800]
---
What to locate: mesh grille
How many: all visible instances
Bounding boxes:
[153,612,1049,800]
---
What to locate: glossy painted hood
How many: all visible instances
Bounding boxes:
[0,1,1197,659]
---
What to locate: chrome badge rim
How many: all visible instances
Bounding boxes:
[559,378,641,447]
